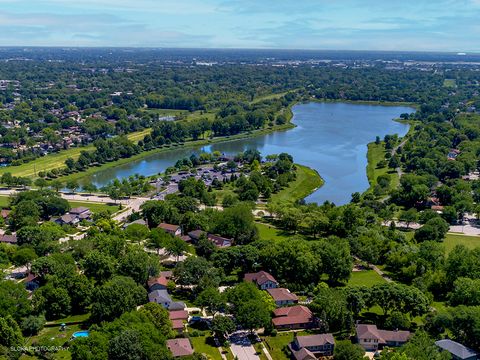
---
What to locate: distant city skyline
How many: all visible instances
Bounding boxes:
[0,0,479,52]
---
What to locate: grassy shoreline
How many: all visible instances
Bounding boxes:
[307,98,419,109]
[2,98,418,189]
[58,122,296,183]
[271,164,323,203]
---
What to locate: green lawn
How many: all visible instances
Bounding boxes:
[251,91,293,104]
[0,129,152,179]
[271,164,323,203]
[253,343,269,360]
[190,335,222,360]
[444,233,480,253]
[0,195,118,214]
[443,79,457,88]
[348,270,387,287]
[68,201,120,214]
[263,333,293,360]
[256,222,311,242]
[366,142,399,194]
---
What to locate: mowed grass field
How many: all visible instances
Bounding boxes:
[444,233,480,253]
[189,334,222,360]
[270,164,323,203]
[0,195,118,214]
[443,79,457,88]
[366,142,399,193]
[0,129,152,179]
[348,270,386,287]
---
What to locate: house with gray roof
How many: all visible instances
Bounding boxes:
[435,339,478,360]
[289,334,335,359]
[148,289,185,310]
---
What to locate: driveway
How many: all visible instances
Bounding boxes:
[229,332,260,360]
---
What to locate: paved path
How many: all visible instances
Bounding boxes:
[353,256,392,283]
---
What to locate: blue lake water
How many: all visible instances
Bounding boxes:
[84,102,414,205]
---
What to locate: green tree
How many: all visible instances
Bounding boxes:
[108,330,145,360]
[196,287,226,316]
[20,315,45,336]
[333,341,367,360]
[90,276,147,323]
[82,250,116,284]
[33,283,71,320]
[66,180,79,193]
[211,315,236,340]
[118,249,159,285]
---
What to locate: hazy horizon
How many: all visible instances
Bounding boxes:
[0,0,479,52]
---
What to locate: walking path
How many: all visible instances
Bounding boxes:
[354,256,392,283]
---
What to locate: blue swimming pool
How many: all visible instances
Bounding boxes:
[72,330,89,338]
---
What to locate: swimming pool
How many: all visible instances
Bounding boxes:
[72,330,89,338]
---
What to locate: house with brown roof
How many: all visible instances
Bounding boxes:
[160,270,173,279]
[356,324,411,351]
[24,273,40,291]
[169,310,189,333]
[171,319,185,333]
[147,275,168,291]
[158,223,182,236]
[169,310,189,321]
[207,234,232,248]
[0,233,17,244]
[289,334,335,359]
[244,271,279,290]
[272,305,317,330]
[0,209,11,220]
[166,338,194,357]
[267,288,298,307]
[187,230,232,247]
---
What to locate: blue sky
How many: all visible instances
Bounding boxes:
[0,0,479,51]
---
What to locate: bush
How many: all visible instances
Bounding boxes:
[21,315,46,336]
[384,311,410,330]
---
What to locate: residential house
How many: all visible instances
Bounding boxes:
[55,214,80,226]
[69,207,92,220]
[24,273,40,291]
[0,233,17,244]
[148,290,185,310]
[435,339,478,360]
[169,310,189,333]
[289,334,336,359]
[267,288,298,307]
[244,271,279,290]
[187,229,205,242]
[160,270,173,279]
[147,276,168,292]
[166,338,194,358]
[0,209,10,220]
[272,305,317,330]
[187,230,232,247]
[355,324,411,351]
[207,234,232,248]
[158,223,182,236]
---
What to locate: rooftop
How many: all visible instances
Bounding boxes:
[166,338,194,357]
[435,339,478,360]
[244,271,278,286]
[267,288,298,302]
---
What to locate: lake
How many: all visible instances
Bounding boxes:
[83,102,414,205]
